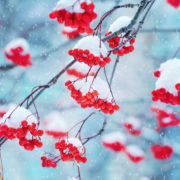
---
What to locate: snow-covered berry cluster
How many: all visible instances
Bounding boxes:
[68,36,111,67]
[65,76,119,114]
[43,111,68,139]
[105,16,135,56]
[49,0,97,34]
[151,144,174,160]
[3,38,32,67]
[62,27,80,39]
[0,106,43,151]
[123,117,142,136]
[66,62,96,79]
[41,138,87,168]
[101,132,145,163]
[151,105,180,131]
[152,58,180,105]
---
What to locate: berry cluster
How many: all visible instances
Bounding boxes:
[0,111,6,118]
[67,68,95,79]
[105,31,135,56]
[45,130,67,139]
[102,141,126,152]
[41,156,57,168]
[152,84,180,105]
[68,49,111,67]
[49,1,97,34]
[151,106,180,131]
[151,144,174,160]
[65,80,119,114]
[167,0,180,8]
[124,122,141,136]
[3,46,32,67]
[55,139,87,163]
[62,28,80,39]
[0,120,43,151]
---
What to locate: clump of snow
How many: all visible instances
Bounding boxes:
[63,26,78,32]
[74,36,108,57]
[44,111,68,132]
[109,16,132,33]
[69,61,96,75]
[2,106,37,129]
[125,116,141,129]
[66,138,85,154]
[155,58,180,96]
[126,145,145,156]
[55,0,91,13]
[4,38,29,56]
[74,76,112,101]
[102,131,127,144]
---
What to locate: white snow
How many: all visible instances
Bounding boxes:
[68,61,96,75]
[101,131,127,144]
[63,26,78,32]
[73,76,112,101]
[73,36,109,58]
[124,117,141,129]
[155,58,180,96]
[54,0,91,13]
[126,145,145,156]
[44,111,68,132]
[66,138,85,154]
[4,38,29,56]
[2,106,37,129]
[109,16,132,33]
[162,117,172,123]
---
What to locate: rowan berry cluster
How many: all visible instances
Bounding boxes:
[68,49,111,67]
[152,85,180,105]
[67,68,95,79]
[105,31,135,56]
[3,46,32,67]
[124,122,141,136]
[0,120,43,151]
[49,1,97,34]
[65,80,119,114]
[41,156,57,168]
[55,139,87,163]
[3,38,32,67]
[151,144,174,160]
[41,138,87,168]
[151,106,180,131]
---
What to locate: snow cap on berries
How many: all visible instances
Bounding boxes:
[3,38,32,67]
[151,104,180,131]
[152,58,180,105]
[108,16,131,33]
[69,36,111,67]
[43,111,68,139]
[2,106,37,129]
[66,61,96,79]
[124,117,142,136]
[125,145,145,163]
[62,27,80,39]
[101,131,126,152]
[54,0,91,13]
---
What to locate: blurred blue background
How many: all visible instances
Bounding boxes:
[1,0,180,179]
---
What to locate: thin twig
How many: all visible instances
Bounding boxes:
[83,118,107,145]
